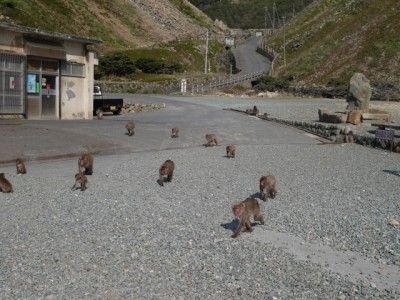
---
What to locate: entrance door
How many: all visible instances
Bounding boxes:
[41,75,57,118]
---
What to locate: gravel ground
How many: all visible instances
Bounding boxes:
[1,142,399,299]
[1,95,400,299]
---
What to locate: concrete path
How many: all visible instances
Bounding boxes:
[0,94,320,164]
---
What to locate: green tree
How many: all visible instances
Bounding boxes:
[97,52,136,77]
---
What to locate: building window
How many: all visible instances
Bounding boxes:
[61,61,85,77]
[0,53,26,114]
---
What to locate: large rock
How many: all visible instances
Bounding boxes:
[347,110,362,125]
[346,73,372,111]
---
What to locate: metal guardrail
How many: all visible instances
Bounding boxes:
[191,71,265,93]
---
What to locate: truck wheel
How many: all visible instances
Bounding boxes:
[113,109,121,115]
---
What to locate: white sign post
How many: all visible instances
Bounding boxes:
[180,79,187,94]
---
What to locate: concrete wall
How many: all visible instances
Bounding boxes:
[0,26,97,120]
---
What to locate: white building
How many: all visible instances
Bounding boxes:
[0,23,101,119]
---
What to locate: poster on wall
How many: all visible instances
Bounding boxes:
[27,73,38,94]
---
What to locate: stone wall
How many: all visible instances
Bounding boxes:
[95,80,180,94]
[289,84,400,101]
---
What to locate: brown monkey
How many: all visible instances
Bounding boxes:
[0,173,13,193]
[205,133,218,147]
[78,153,94,175]
[72,172,88,191]
[231,198,264,238]
[259,175,277,201]
[226,145,236,158]
[125,121,135,136]
[96,108,103,120]
[158,159,175,186]
[16,158,27,174]
[253,105,259,116]
[171,127,179,138]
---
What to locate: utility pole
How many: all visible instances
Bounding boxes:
[272,2,276,33]
[282,16,286,66]
[204,30,209,74]
[264,6,267,34]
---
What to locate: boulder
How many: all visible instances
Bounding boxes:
[346,73,372,111]
[347,110,362,125]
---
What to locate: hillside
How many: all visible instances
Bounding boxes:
[267,0,400,88]
[0,0,212,51]
[189,0,313,29]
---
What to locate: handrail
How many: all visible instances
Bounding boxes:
[191,71,265,93]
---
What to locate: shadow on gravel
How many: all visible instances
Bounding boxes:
[221,219,262,232]
[250,192,261,199]
[382,169,400,177]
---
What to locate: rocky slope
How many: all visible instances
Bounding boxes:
[0,0,212,51]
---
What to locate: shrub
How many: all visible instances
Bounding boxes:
[97,52,136,77]
[255,75,290,92]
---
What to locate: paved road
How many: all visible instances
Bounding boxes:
[231,36,271,74]
[0,94,320,164]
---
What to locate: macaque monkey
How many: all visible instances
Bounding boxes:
[78,153,94,175]
[226,145,236,158]
[16,158,27,174]
[231,198,264,238]
[205,133,218,147]
[0,173,13,193]
[253,105,259,116]
[158,159,175,186]
[259,175,277,201]
[72,172,88,191]
[171,127,179,138]
[96,108,103,120]
[125,121,135,136]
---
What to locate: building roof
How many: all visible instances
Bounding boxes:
[0,22,102,45]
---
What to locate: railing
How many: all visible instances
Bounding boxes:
[191,71,265,93]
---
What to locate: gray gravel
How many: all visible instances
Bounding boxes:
[1,95,400,299]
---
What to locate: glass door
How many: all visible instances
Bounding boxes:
[41,74,57,118]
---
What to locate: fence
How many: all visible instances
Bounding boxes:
[190,71,265,93]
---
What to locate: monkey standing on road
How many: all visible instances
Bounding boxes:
[0,173,13,193]
[78,154,94,175]
[16,158,27,174]
[231,198,264,238]
[226,145,236,158]
[171,127,179,138]
[125,121,135,136]
[259,175,277,201]
[205,133,218,147]
[72,172,88,191]
[158,160,175,186]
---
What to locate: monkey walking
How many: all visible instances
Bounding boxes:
[205,133,218,147]
[171,127,179,138]
[96,108,103,120]
[78,154,94,175]
[16,158,27,174]
[72,172,88,191]
[231,198,264,238]
[259,175,277,201]
[125,121,135,136]
[226,145,236,158]
[0,173,13,193]
[158,160,175,186]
